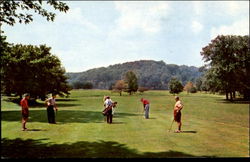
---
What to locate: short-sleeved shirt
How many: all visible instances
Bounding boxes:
[142,99,150,105]
[104,99,113,108]
[174,100,183,110]
[47,97,56,106]
[20,98,29,109]
[20,98,29,117]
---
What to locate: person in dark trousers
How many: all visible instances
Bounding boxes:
[45,93,58,124]
[20,93,30,131]
[141,98,150,119]
[103,96,113,124]
[103,96,118,124]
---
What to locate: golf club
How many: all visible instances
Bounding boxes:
[168,119,174,132]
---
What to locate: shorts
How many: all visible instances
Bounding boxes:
[174,110,181,122]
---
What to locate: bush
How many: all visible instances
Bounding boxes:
[190,87,197,93]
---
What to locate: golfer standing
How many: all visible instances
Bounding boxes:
[46,93,58,124]
[141,98,150,119]
[20,93,30,131]
[104,96,113,124]
[173,96,184,133]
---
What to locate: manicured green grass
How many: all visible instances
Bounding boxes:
[1,90,249,158]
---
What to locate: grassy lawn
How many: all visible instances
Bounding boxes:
[1,90,249,158]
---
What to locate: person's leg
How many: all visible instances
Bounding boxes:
[107,114,109,123]
[110,114,113,123]
[47,106,54,123]
[22,118,27,130]
[178,121,182,131]
[145,105,149,119]
[51,108,55,123]
[47,107,51,123]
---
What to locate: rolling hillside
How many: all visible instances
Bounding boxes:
[66,60,202,90]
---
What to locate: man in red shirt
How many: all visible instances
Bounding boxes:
[20,93,30,131]
[140,98,150,119]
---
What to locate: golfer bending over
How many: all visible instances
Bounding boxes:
[140,98,150,119]
[173,96,184,133]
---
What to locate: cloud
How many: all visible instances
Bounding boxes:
[113,1,170,34]
[191,21,203,34]
[55,6,100,32]
[210,17,249,39]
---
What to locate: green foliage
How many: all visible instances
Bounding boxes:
[123,71,138,95]
[201,35,250,100]
[70,81,93,89]
[190,87,197,93]
[168,78,183,94]
[0,0,69,26]
[1,40,71,99]
[67,60,201,90]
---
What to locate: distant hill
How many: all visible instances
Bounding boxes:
[66,60,202,90]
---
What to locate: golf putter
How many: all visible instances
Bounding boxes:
[168,119,174,132]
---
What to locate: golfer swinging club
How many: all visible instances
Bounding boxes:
[173,96,184,133]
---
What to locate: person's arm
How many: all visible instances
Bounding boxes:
[54,99,58,111]
[176,103,183,112]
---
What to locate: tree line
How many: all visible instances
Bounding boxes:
[67,60,202,90]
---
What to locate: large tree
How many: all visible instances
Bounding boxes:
[0,0,69,26]
[1,40,71,100]
[201,35,250,100]
[123,71,138,95]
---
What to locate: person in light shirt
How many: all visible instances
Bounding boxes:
[173,96,184,133]
[46,93,58,124]
[103,96,113,124]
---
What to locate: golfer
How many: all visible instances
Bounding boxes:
[20,93,30,131]
[173,96,184,133]
[140,98,150,119]
[103,96,113,124]
[46,93,58,124]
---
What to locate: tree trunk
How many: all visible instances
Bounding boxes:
[119,91,122,96]
[225,90,229,100]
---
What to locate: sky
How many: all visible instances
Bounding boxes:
[2,1,249,72]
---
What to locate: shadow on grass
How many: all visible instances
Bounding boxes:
[179,131,197,133]
[25,129,46,132]
[1,138,213,158]
[1,110,139,124]
[216,99,250,105]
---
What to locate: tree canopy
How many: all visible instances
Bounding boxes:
[200,35,250,100]
[168,78,183,95]
[1,36,71,100]
[123,71,138,95]
[0,0,69,26]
